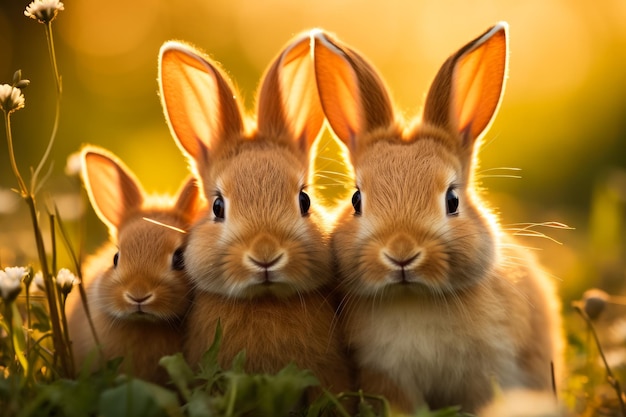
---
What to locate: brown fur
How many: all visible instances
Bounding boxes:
[66,146,202,384]
[158,34,353,398]
[312,23,563,413]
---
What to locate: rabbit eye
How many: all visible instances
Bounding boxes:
[446,187,459,216]
[172,247,185,271]
[213,196,225,220]
[299,190,310,216]
[352,190,362,215]
[113,251,119,267]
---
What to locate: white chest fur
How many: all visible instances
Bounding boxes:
[347,294,521,404]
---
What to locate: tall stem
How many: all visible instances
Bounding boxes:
[32,21,62,193]
[574,304,626,416]
[3,112,28,196]
[24,196,70,377]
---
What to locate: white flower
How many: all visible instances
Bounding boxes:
[55,268,80,295]
[30,271,46,293]
[0,84,25,114]
[24,0,64,24]
[4,266,28,282]
[0,267,26,302]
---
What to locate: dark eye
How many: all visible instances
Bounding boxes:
[352,190,362,215]
[446,187,459,216]
[213,196,225,220]
[113,252,119,267]
[172,247,185,271]
[299,190,310,216]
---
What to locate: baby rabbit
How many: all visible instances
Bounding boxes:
[158,34,353,398]
[66,145,202,384]
[311,23,563,413]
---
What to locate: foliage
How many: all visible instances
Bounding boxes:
[2,2,626,417]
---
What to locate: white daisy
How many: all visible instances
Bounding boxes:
[30,271,46,293]
[24,0,65,24]
[55,268,80,294]
[0,84,25,114]
[0,267,26,301]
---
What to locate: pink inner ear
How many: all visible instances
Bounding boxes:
[161,49,223,160]
[279,38,321,147]
[452,28,507,143]
[314,34,364,147]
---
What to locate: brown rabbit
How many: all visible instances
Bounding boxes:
[158,34,353,398]
[66,145,202,384]
[311,23,563,413]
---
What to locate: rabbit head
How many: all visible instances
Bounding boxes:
[312,23,509,297]
[158,34,330,299]
[81,146,202,320]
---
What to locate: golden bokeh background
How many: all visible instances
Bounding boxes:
[1,0,626,305]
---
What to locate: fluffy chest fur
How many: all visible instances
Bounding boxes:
[344,288,523,409]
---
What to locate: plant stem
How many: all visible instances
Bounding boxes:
[32,21,62,194]
[4,302,19,409]
[24,195,70,377]
[54,207,101,363]
[3,112,28,196]
[25,280,32,370]
[573,303,626,416]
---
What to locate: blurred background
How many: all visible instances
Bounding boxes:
[1,0,625,307]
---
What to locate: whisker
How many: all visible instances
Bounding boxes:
[476,174,523,180]
[477,167,523,173]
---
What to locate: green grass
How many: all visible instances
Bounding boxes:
[2,2,626,417]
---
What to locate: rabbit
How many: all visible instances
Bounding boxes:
[65,145,203,384]
[310,22,564,413]
[158,33,353,400]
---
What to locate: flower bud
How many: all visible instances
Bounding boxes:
[582,288,610,320]
[15,80,30,90]
[55,268,79,295]
[0,267,27,302]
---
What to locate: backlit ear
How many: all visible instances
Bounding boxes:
[159,41,244,168]
[257,31,324,154]
[423,22,508,148]
[173,176,204,225]
[312,30,395,156]
[80,145,145,235]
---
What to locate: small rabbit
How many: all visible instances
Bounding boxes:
[311,23,563,413]
[158,34,353,398]
[66,145,202,384]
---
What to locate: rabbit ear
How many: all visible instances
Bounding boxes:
[159,41,244,168]
[423,22,508,148]
[80,146,145,233]
[173,176,203,225]
[256,31,324,154]
[312,30,394,155]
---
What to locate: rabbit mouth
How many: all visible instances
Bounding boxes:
[124,310,162,323]
[240,274,300,298]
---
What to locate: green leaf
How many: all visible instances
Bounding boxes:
[11,302,29,375]
[18,378,101,417]
[197,320,223,383]
[185,390,215,417]
[98,378,182,417]
[159,353,195,401]
[229,350,247,373]
[219,362,320,417]
[413,405,468,417]
[30,302,52,332]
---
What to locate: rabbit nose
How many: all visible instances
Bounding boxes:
[383,252,421,268]
[248,253,284,270]
[125,292,153,305]
[245,234,287,270]
[382,233,422,269]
